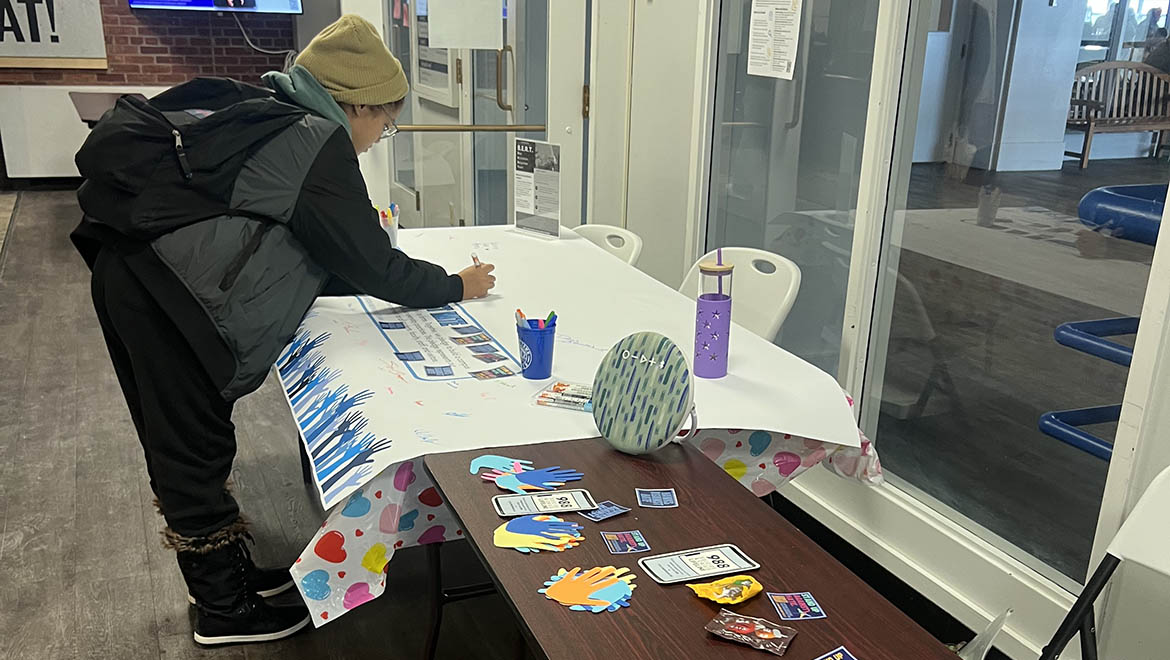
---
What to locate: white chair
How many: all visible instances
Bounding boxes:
[679,248,801,342]
[1039,464,1170,659]
[572,224,644,266]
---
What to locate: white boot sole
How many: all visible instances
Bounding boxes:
[192,614,310,646]
[186,580,295,605]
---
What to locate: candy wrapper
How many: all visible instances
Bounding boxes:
[686,575,763,604]
[704,609,797,657]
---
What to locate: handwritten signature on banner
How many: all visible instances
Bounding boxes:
[415,429,440,444]
[557,334,608,352]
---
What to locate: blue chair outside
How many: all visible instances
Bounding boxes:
[1039,183,1160,460]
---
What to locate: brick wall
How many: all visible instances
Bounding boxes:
[0,0,296,87]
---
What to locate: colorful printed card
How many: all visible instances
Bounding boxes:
[601,530,650,554]
[768,592,827,620]
[578,500,630,522]
[635,488,678,508]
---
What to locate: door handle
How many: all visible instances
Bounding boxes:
[496,44,515,112]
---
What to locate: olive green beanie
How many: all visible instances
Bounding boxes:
[296,14,409,106]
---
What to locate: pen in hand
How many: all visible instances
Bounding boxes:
[472,252,482,268]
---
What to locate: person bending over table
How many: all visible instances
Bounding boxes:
[70,15,496,647]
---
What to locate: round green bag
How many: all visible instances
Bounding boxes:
[592,331,697,455]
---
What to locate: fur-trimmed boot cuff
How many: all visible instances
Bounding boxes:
[162,517,251,554]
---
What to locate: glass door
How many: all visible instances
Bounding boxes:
[383,0,567,229]
[705,0,881,373]
[863,0,1164,586]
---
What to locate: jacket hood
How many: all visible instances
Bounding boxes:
[262,65,351,135]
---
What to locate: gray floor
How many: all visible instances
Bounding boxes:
[0,191,528,659]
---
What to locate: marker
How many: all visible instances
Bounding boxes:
[538,318,546,330]
[546,312,557,327]
[516,308,526,328]
[472,252,482,268]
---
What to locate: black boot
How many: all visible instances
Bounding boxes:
[173,522,310,646]
[184,537,295,604]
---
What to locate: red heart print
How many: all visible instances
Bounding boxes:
[321,612,329,620]
[375,490,382,499]
[736,441,743,448]
[784,433,792,439]
[427,514,435,521]
[314,530,347,563]
[355,529,364,537]
[418,487,443,507]
[394,540,404,548]
[456,529,463,535]
[338,571,346,578]
[759,463,766,469]
[295,558,301,563]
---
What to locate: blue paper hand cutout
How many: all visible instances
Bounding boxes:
[483,465,584,494]
[568,580,634,613]
[506,514,583,540]
[470,454,534,475]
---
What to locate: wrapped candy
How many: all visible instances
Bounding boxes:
[686,575,762,604]
[705,609,797,657]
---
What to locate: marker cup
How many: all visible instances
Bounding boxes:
[517,320,556,380]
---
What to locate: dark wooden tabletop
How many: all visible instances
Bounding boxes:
[424,438,957,660]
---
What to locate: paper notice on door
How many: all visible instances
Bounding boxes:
[747,0,803,80]
[514,138,561,238]
[428,0,503,49]
[416,15,451,91]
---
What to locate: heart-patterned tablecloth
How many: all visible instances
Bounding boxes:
[290,394,883,626]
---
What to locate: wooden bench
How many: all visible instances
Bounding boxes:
[1066,61,1170,168]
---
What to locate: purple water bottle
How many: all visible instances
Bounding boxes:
[694,250,734,379]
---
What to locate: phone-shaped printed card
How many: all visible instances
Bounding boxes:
[635,488,678,508]
[637,544,759,584]
[492,489,599,517]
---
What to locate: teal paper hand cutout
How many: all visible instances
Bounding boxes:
[470,454,533,475]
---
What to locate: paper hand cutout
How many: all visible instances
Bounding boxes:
[470,454,534,475]
[493,515,583,554]
[569,578,635,613]
[506,514,583,540]
[483,466,585,494]
[538,566,635,610]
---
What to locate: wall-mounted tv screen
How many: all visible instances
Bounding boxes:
[128,0,303,14]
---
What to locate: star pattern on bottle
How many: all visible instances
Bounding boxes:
[709,354,718,361]
[711,332,720,341]
[702,343,710,351]
[712,310,721,320]
[704,321,711,330]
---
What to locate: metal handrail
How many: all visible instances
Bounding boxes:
[397,124,545,133]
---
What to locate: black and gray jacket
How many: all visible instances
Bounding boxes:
[72,77,462,400]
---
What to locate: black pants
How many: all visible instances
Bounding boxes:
[91,248,240,539]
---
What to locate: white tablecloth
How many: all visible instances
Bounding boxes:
[278,226,882,625]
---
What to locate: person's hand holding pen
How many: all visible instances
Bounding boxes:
[458,252,496,299]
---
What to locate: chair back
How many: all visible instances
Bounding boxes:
[680,248,801,342]
[572,225,644,266]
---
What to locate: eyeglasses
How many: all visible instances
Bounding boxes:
[380,118,399,141]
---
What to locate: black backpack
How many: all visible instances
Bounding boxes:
[75,77,307,241]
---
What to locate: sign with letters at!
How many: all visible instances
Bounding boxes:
[0,0,107,69]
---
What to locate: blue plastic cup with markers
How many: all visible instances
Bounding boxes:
[517,315,556,380]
